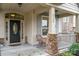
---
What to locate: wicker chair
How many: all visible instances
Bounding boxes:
[36,34,47,47]
[0,38,4,45]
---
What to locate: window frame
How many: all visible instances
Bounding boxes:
[41,16,49,36]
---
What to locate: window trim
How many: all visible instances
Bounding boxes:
[41,15,49,36]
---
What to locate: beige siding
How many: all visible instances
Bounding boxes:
[0,13,5,38]
[24,11,38,45]
[61,3,79,12]
[24,12,33,44]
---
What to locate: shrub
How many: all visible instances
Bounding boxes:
[69,43,79,55]
[60,51,73,56]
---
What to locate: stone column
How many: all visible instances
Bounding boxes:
[46,7,58,55]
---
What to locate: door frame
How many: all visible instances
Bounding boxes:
[5,19,24,45]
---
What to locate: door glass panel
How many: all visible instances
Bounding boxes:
[10,20,20,43]
[6,22,8,40]
[13,23,18,34]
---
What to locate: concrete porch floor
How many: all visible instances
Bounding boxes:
[0,44,49,56]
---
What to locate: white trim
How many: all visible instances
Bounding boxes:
[41,16,49,18]
[41,15,49,36]
[9,42,22,45]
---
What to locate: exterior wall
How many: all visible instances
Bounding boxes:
[0,12,5,38]
[24,12,33,44]
[24,11,38,45]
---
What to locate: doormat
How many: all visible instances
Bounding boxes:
[9,44,21,46]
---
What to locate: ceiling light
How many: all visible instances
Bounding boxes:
[11,14,15,17]
[18,3,22,7]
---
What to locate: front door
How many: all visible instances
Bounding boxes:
[10,20,20,43]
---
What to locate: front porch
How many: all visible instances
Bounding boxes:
[0,3,79,56]
[0,44,49,56]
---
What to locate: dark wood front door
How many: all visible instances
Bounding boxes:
[10,20,20,43]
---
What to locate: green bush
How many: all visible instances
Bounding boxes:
[69,43,79,54]
[60,51,73,56]
[59,43,79,56]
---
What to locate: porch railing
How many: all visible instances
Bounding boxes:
[57,33,76,50]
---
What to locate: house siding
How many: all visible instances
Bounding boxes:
[24,12,33,44]
[60,3,79,12]
[50,3,79,14]
[24,11,38,45]
[0,13,5,38]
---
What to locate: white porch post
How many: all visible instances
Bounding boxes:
[48,7,56,34]
[72,15,76,33]
[76,15,79,33]
[46,7,58,55]
[31,10,38,45]
[73,15,76,28]
[58,18,62,33]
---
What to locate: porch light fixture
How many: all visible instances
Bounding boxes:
[18,3,22,7]
[11,14,15,17]
[5,13,24,20]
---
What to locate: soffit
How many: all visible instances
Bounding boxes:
[0,3,39,13]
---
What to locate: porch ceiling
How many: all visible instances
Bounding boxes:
[55,7,73,15]
[0,3,40,13]
[0,3,73,15]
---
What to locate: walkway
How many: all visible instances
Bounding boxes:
[1,44,49,56]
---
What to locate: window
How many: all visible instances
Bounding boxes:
[22,22,23,39]
[60,16,74,33]
[41,16,48,35]
[6,21,8,40]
